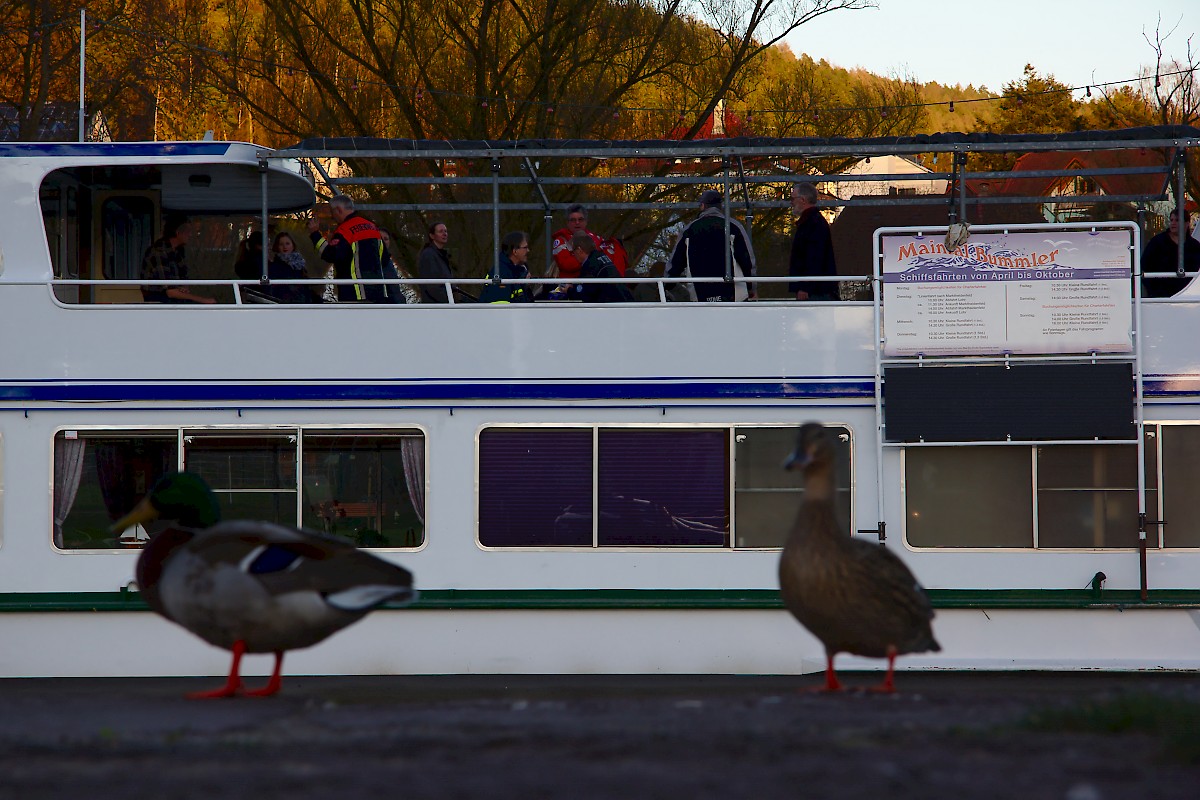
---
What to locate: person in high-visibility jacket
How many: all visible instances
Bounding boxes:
[307,195,403,303]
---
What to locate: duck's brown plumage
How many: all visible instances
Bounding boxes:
[136,520,415,654]
[113,472,415,697]
[779,423,938,689]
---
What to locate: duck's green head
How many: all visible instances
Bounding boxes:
[109,472,221,535]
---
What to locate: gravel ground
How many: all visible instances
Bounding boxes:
[1,672,1197,799]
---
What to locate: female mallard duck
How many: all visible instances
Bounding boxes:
[110,472,416,698]
[779,424,939,692]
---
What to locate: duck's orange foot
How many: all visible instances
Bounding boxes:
[240,652,285,697]
[797,656,844,693]
[863,647,899,694]
[186,641,249,699]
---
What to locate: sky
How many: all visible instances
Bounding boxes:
[784,1,1196,95]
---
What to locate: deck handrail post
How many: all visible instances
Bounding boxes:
[1176,149,1187,279]
[259,158,270,282]
[492,159,501,277]
[78,9,86,143]
[722,156,732,283]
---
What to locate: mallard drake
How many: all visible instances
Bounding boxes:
[779,424,939,692]
[110,472,416,698]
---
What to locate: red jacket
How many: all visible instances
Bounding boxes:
[551,228,628,279]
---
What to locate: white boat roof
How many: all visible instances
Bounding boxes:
[0,140,315,214]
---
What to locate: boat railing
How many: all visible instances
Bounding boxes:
[33,274,866,305]
[26,272,1200,303]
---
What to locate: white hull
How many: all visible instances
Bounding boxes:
[4,607,1200,677]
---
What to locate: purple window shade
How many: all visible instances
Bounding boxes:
[478,429,594,547]
[597,430,729,546]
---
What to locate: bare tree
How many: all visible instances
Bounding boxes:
[1143,14,1199,206]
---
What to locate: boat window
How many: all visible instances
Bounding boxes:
[40,166,312,305]
[100,195,156,282]
[300,432,425,548]
[905,433,1162,549]
[478,424,851,549]
[479,428,594,547]
[1158,425,1200,548]
[1036,444,1155,548]
[53,427,424,550]
[52,430,179,550]
[185,432,298,525]
[734,426,852,548]
[905,446,1034,548]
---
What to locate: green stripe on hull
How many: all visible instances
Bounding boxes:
[2,588,1199,612]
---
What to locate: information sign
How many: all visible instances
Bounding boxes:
[880,229,1133,356]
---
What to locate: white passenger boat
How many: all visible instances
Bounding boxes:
[1,129,1199,678]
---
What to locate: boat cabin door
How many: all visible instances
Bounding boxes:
[92,191,157,304]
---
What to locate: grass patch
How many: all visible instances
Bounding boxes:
[1023,692,1200,764]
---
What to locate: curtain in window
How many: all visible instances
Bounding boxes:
[401,436,425,523]
[53,438,87,545]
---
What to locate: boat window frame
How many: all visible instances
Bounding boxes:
[49,424,427,554]
[474,422,854,552]
[899,426,1185,551]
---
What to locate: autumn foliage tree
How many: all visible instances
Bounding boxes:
[182,0,884,271]
[969,64,1085,171]
[0,0,206,140]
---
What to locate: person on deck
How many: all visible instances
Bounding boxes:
[550,204,627,282]
[140,215,215,304]
[478,231,535,304]
[306,195,403,303]
[666,190,756,302]
[562,231,634,303]
[1141,206,1200,298]
[417,221,468,303]
[788,182,839,301]
[232,231,315,304]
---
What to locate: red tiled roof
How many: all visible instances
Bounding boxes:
[666,108,752,140]
[962,149,1172,198]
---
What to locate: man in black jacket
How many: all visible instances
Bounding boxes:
[1141,207,1200,298]
[666,190,756,302]
[788,182,839,301]
[564,232,634,303]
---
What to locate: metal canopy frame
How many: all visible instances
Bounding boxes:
[267,129,1199,247]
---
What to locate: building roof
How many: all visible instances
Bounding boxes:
[981,148,1173,199]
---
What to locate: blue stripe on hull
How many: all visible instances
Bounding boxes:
[0,379,876,403]
[0,377,1193,404]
